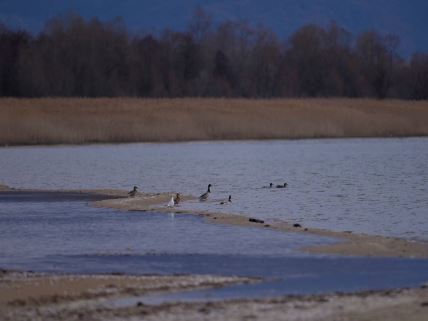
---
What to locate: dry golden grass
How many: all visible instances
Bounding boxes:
[0,98,428,145]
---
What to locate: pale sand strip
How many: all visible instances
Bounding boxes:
[0,271,255,321]
[1,271,427,321]
[108,286,428,321]
[0,271,253,306]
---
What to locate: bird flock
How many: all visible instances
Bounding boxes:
[127,181,288,207]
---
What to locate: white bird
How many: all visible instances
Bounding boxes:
[167,196,175,207]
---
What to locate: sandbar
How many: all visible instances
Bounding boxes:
[93,190,428,258]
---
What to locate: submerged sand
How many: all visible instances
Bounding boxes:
[1,270,427,321]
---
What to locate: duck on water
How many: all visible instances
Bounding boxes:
[220,195,232,205]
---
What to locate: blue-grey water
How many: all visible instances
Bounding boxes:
[0,200,334,267]
[1,138,428,300]
[0,138,427,240]
[1,198,428,300]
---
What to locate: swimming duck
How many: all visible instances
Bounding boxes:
[128,186,138,197]
[199,184,212,201]
[276,183,288,188]
[173,193,181,205]
[220,195,232,205]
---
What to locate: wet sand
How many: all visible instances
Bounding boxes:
[1,270,427,321]
[0,270,255,321]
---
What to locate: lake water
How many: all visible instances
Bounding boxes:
[1,198,428,299]
[0,199,334,267]
[1,138,427,240]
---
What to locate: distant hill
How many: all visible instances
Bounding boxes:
[0,0,427,57]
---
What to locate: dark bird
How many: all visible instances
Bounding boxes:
[199,184,212,201]
[276,183,288,188]
[262,183,273,188]
[128,186,138,197]
[220,195,232,205]
[173,193,181,205]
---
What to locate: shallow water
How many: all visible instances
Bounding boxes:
[1,199,428,299]
[0,138,427,239]
[114,255,428,305]
[0,199,334,271]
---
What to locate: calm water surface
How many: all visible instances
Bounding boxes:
[0,138,427,239]
[0,200,333,267]
[1,199,428,298]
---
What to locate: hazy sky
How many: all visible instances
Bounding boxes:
[1,0,427,56]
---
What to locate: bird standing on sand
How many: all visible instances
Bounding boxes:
[128,186,138,197]
[174,193,181,205]
[199,184,212,201]
[167,196,175,207]
[276,183,288,188]
[220,195,232,205]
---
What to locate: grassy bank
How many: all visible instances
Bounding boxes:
[1,98,428,145]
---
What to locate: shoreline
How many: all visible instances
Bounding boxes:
[2,135,428,148]
[1,270,427,321]
[2,185,428,320]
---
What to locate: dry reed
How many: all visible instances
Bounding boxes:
[0,98,427,145]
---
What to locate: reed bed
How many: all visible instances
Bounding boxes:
[0,98,427,145]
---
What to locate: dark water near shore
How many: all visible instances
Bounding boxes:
[1,197,428,301]
[113,255,428,305]
[0,197,334,268]
[1,138,427,240]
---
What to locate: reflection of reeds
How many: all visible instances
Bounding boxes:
[1,98,427,145]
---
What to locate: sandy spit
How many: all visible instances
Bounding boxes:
[1,183,427,258]
[93,191,428,259]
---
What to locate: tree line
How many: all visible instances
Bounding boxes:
[0,11,427,99]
